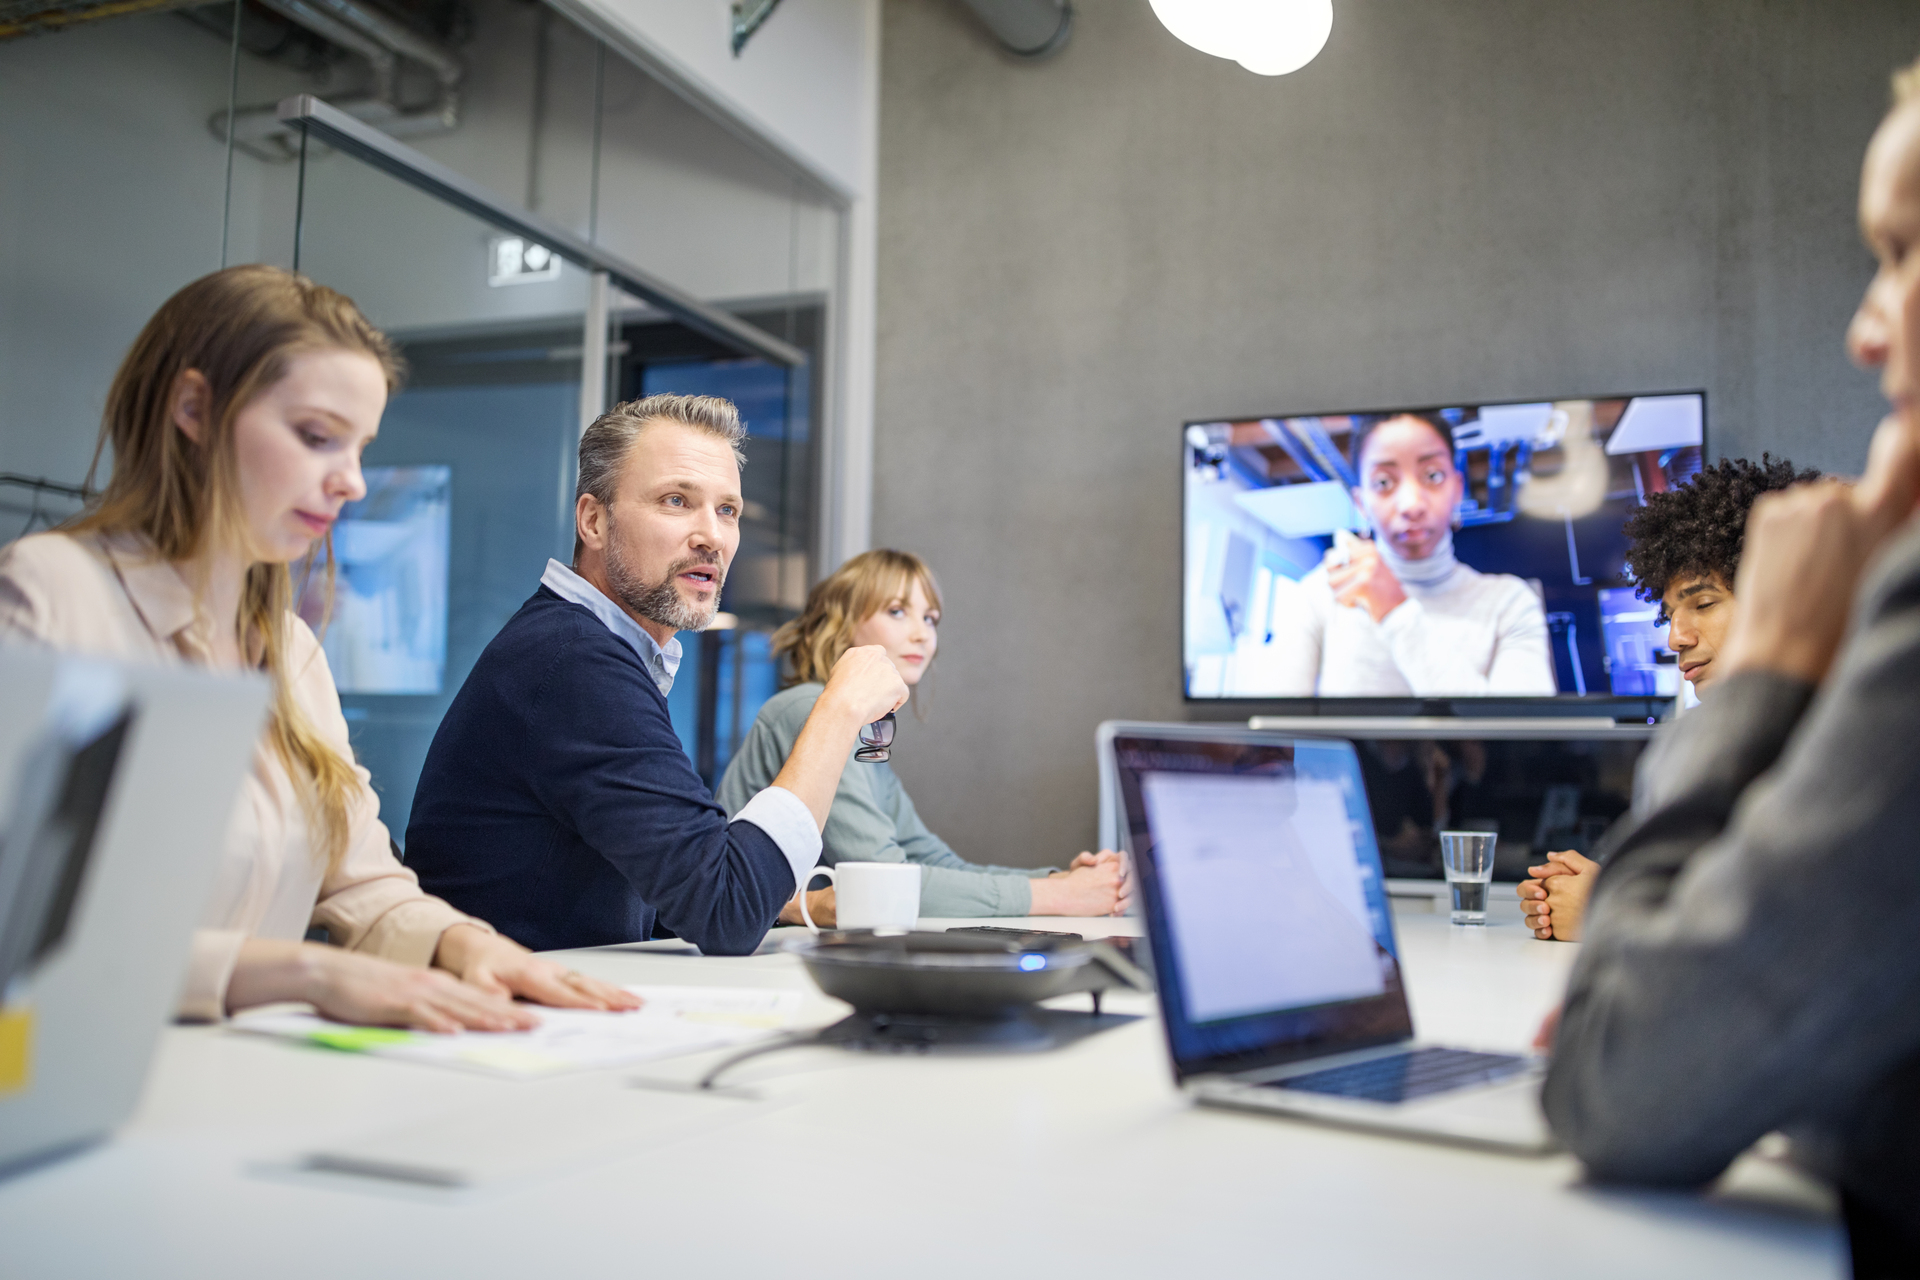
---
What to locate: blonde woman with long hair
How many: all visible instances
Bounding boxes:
[717,549,1125,922]
[0,265,636,1029]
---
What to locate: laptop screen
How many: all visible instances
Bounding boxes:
[1115,733,1414,1081]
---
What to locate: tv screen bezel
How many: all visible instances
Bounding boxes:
[1179,387,1707,718]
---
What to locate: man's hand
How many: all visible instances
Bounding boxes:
[1325,538,1408,624]
[778,645,911,829]
[1517,850,1598,941]
[1721,415,1920,685]
[1517,869,1548,937]
[777,886,836,928]
[821,644,910,727]
[434,924,642,1012]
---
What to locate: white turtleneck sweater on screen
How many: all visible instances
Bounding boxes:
[1228,532,1558,697]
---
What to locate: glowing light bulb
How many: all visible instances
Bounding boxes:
[1149,0,1242,59]
[1148,0,1333,77]
[1234,0,1332,75]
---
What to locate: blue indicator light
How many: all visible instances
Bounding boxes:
[1017,954,1047,972]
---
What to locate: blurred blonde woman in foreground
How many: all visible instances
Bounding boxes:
[1540,54,1920,1266]
[0,265,636,1029]
[717,549,1126,923]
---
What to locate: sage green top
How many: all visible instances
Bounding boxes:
[715,683,1052,916]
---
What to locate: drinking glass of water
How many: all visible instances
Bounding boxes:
[1438,831,1498,926]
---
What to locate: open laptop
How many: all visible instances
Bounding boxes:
[1111,726,1554,1153]
[0,646,268,1175]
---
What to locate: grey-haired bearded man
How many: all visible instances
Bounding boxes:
[404,394,906,955]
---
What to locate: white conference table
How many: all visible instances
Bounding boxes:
[0,898,1842,1279]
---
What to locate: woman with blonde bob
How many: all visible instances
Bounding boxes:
[718,549,1125,921]
[0,264,637,1029]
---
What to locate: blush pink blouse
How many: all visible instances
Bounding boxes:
[0,531,489,1019]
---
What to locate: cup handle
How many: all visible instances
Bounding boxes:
[798,865,835,935]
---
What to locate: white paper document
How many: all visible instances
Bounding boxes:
[232,985,803,1078]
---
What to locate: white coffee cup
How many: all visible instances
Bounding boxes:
[799,861,921,934]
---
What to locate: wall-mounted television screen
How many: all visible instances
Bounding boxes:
[1184,393,1705,702]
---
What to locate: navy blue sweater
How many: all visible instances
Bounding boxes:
[405,587,794,955]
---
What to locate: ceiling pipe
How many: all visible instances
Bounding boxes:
[258,0,399,99]
[957,0,1071,59]
[209,0,463,161]
[300,0,461,92]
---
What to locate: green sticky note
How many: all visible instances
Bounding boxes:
[305,1026,418,1053]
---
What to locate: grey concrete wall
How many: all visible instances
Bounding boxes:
[873,0,1920,866]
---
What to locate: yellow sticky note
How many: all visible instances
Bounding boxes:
[0,1005,32,1096]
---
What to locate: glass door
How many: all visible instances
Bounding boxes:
[277,15,831,823]
[288,143,592,838]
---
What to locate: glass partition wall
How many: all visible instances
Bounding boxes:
[286,83,831,830]
[290,149,595,833]
[0,0,843,831]
[0,0,263,542]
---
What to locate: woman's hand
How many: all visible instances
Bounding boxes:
[225,939,541,1033]
[433,924,641,1012]
[1325,538,1408,623]
[1533,1003,1562,1053]
[1031,855,1124,916]
[1064,850,1131,915]
[310,947,541,1033]
[1721,416,1920,685]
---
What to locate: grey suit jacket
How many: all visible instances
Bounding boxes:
[1544,521,1920,1226]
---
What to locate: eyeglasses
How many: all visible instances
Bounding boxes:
[855,712,896,763]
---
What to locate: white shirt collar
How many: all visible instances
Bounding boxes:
[540,558,683,695]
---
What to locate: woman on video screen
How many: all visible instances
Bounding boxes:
[1247,412,1556,696]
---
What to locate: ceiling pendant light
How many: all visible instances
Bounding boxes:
[1149,0,1333,77]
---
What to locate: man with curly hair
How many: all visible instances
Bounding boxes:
[1518,455,1818,941]
[1623,454,1823,692]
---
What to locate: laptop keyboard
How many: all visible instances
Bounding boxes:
[1262,1047,1531,1105]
